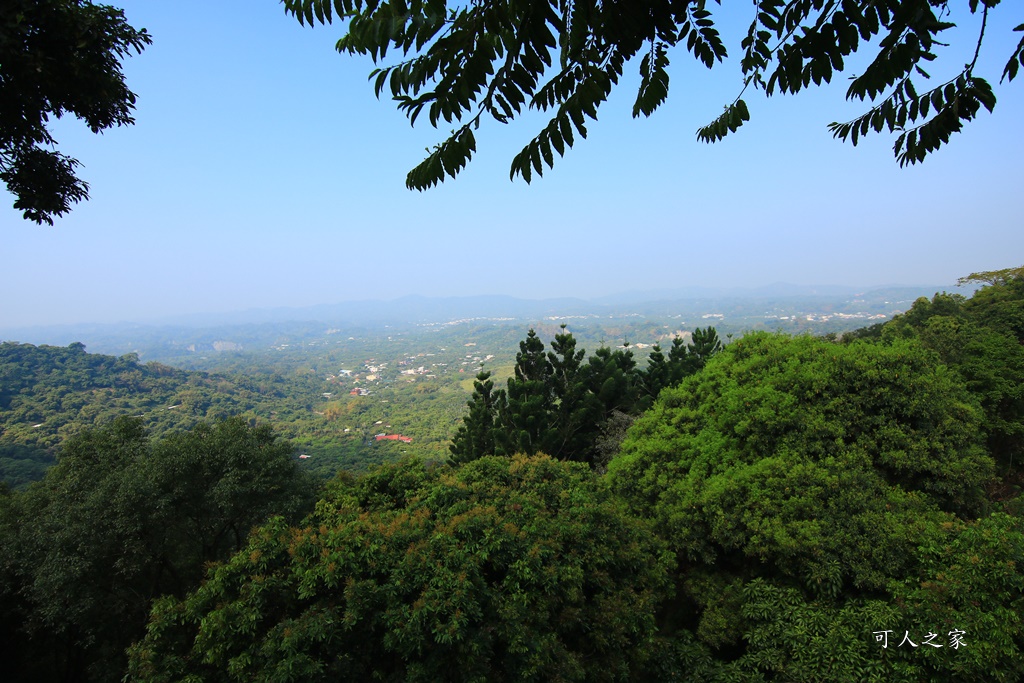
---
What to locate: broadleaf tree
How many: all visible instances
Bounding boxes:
[0,0,151,225]
[281,0,1020,189]
[127,455,674,683]
[606,331,1024,680]
[0,417,317,683]
[873,270,1024,478]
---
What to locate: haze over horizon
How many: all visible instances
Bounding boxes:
[0,280,965,336]
[2,1,1020,329]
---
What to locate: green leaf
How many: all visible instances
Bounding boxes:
[697,99,750,143]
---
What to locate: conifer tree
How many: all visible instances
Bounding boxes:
[449,371,500,464]
[585,345,641,421]
[451,326,725,467]
[666,336,693,386]
[496,329,553,456]
[689,326,724,371]
[546,325,599,461]
[640,342,671,402]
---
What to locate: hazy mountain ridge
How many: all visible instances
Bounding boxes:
[2,283,956,341]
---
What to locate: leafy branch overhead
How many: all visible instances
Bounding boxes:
[0,1,151,224]
[283,0,1020,189]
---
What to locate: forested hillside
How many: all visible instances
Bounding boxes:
[125,269,1024,682]
[0,342,327,487]
[0,329,524,487]
[0,321,721,487]
[2,270,1022,682]
[4,0,1018,680]
[2,282,941,489]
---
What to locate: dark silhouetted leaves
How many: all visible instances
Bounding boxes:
[1,0,151,224]
[282,0,1018,184]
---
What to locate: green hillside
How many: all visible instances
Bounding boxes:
[0,342,328,488]
[2,270,1023,682]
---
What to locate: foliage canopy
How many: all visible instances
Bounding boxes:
[0,341,337,489]
[0,417,316,683]
[283,0,1023,189]
[874,268,1024,477]
[606,331,1023,680]
[610,332,993,588]
[128,455,673,682]
[450,325,722,467]
[0,0,150,224]
[7,276,1024,681]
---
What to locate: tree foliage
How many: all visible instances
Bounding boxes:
[7,279,1024,681]
[0,417,317,683]
[875,269,1024,477]
[0,0,150,224]
[607,331,1024,680]
[497,328,555,456]
[958,265,1024,287]
[450,325,723,466]
[282,0,1020,189]
[448,370,499,464]
[611,333,993,588]
[127,455,673,683]
[0,341,341,489]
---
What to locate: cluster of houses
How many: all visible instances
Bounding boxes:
[318,344,501,449]
[375,433,413,443]
[766,313,889,322]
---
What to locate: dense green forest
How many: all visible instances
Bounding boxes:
[1,269,1022,682]
[3,295,915,490]
[0,328,526,487]
[0,342,329,487]
[0,321,727,487]
[0,418,317,682]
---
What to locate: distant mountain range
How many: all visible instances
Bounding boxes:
[1,283,969,358]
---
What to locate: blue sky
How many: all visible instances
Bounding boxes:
[2,1,1022,328]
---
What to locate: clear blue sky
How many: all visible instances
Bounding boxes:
[2,1,1021,328]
